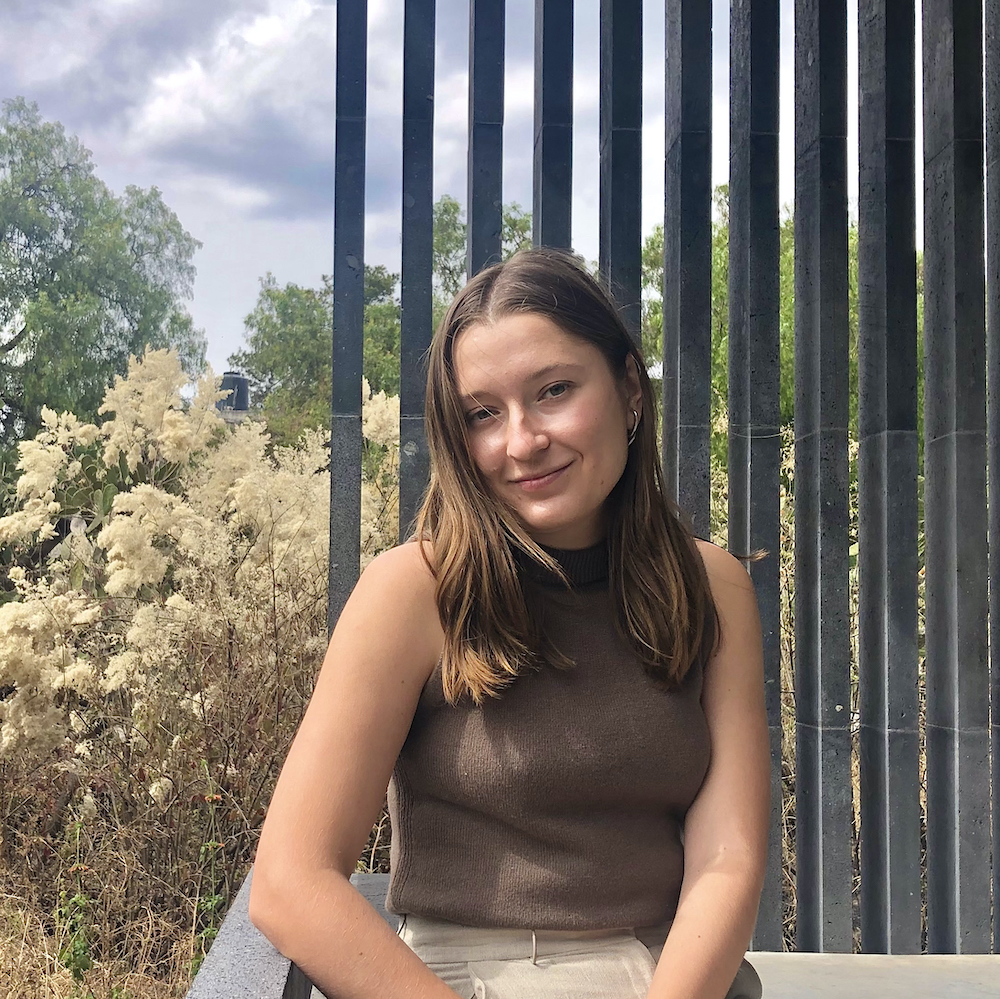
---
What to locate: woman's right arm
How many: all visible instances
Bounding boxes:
[248,541,457,999]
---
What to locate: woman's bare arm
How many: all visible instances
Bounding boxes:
[646,540,770,999]
[248,541,458,999]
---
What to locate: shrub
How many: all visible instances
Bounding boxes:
[0,349,399,990]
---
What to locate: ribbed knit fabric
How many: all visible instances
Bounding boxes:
[386,540,711,930]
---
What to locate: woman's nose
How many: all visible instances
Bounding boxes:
[505,410,549,459]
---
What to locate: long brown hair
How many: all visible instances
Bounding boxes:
[414,247,718,705]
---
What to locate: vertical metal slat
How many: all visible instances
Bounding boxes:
[599,0,642,345]
[793,0,853,952]
[399,0,436,536]
[468,0,505,277]
[857,0,921,955]
[987,0,1000,957]
[922,0,991,954]
[729,0,783,952]
[663,0,712,535]
[534,0,573,249]
[328,0,367,632]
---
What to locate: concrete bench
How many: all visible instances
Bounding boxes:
[184,869,1000,998]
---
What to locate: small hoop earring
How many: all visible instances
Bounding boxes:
[627,409,640,446]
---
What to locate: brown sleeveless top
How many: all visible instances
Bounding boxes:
[386,541,711,929]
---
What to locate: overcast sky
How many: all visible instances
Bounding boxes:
[1,0,881,374]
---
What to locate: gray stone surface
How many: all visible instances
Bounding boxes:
[856,0,921,955]
[598,0,643,342]
[467,0,504,276]
[728,0,781,952]
[533,0,573,250]
[750,953,1000,999]
[922,0,991,954]
[184,868,293,999]
[793,0,853,953]
[398,0,435,534]
[328,0,367,632]
[987,0,1000,957]
[663,0,712,538]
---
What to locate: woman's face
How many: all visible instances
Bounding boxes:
[452,313,642,549]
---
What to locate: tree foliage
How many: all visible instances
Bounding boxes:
[228,267,402,448]
[0,98,205,455]
[228,275,334,448]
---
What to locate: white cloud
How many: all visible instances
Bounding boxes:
[0,1,130,87]
[127,1,334,158]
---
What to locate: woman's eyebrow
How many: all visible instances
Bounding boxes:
[458,362,585,405]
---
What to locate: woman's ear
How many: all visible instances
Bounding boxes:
[624,353,643,417]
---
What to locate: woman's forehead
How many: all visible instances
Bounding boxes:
[453,315,607,392]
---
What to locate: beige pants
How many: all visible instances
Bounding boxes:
[398,912,762,999]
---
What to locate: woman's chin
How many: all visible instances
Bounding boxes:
[519,512,604,550]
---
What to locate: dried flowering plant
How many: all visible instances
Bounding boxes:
[0,348,400,988]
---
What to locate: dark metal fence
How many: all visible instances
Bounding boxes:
[330,0,998,954]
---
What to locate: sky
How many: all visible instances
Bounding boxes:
[0,0,883,375]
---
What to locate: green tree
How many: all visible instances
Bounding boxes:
[233,196,533,443]
[640,186,733,463]
[229,275,333,447]
[640,187,861,451]
[0,98,205,453]
[432,195,468,301]
[229,265,402,447]
[431,195,533,329]
[362,264,402,398]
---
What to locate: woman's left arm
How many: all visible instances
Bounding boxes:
[646,541,770,999]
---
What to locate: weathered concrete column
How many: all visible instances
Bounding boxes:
[399,0,436,536]
[922,0,991,955]
[729,0,782,952]
[329,0,367,631]
[599,0,642,344]
[793,0,853,953]
[984,0,1000,954]
[534,0,574,249]
[663,0,712,535]
[468,0,505,276]
[857,0,921,955]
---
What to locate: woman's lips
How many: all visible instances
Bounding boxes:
[513,464,570,492]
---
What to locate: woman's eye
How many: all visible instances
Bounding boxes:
[544,382,570,399]
[466,408,493,425]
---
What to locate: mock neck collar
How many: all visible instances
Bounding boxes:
[518,538,609,588]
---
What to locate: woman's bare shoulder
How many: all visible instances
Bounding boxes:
[692,537,754,596]
[323,539,443,694]
[358,541,436,602]
[353,540,441,651]
[363,537,437,590]
[692,539,761,669]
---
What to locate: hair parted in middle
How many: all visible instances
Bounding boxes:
[414,246,718,706]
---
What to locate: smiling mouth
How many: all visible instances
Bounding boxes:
[512,464,571,490]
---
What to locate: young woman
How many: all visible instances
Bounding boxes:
[249,248,770,999]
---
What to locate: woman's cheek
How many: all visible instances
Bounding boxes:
[469,436,503,478]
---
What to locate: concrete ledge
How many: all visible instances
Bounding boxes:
[304,950,1000,999]
[184,867,291,999]
[185,870,398,999]
[187,869,999,999]
[750,952,1000,999]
